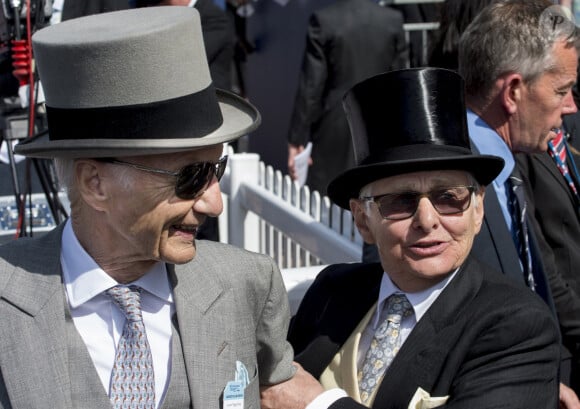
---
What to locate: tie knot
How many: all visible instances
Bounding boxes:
[385,293,413,323]
[106,285,143,322]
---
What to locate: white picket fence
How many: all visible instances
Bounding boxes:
[218,152,363,269]
[218,152,365,312]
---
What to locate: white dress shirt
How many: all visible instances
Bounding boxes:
[307,268,458,409]
[61,220,174,408]
[356,270,457,370]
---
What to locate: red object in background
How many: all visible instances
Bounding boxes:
[11,39,31,86]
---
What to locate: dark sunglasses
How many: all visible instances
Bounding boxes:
[360,185,476,220]
[97,155,228,200]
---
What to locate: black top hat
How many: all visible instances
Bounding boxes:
[327,68,504,209]
[15,7,259,158]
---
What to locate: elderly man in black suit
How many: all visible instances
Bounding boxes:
[260,68,561,409]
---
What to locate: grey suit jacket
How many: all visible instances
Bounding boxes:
[0,225,295,409]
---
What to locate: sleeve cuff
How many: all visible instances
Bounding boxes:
[306,388,349,409]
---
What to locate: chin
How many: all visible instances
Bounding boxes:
[411,260,455,279]
[165,255,196,265]
[161,248,197,265]
[414,269,451,281]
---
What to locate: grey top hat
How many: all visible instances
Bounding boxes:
[15,6,260,158]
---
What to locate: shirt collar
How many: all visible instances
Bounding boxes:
[466,109,514,187]
[372,268,458,329]
[61,220,173,308]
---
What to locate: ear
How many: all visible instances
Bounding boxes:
[499,73,524,115]
[75,160,109,212]
[350,199,376,244]
[473,187,486,234]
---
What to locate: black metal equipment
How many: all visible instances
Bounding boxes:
[0,0,67,239]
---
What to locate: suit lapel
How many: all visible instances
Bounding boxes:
[0,226,73,409]
[526,221,557,314]
[319,302,377,402]
[470,144,524,284]
[171,254,234,409]
[475,188,524,284]
[64,303,112,407]
[535,152,578,205]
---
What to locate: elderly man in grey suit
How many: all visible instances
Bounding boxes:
[0,6,295,409]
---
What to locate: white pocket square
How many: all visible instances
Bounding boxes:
[408,387,449,409]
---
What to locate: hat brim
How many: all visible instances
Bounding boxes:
[14,89,259,158]
[327,155,504,209]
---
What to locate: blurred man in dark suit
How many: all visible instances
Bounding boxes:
[61,0,129,21]
[137,0,234,91]
[287,0,407,195]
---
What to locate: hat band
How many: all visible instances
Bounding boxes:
[45,85,223,141]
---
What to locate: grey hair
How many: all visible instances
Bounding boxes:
[458,0,578,101]
[469,174,482,209]
[53,157,76,200]
[53,157,136,202]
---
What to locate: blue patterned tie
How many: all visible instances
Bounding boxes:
[358,294,413,405]
[507,175,535,291]
[107,285,156,409]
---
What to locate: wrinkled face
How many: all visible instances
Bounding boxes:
[513,40,577,153]
[99,145,224,266]
[350,170,485,292]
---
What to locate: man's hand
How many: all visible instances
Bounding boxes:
[288,144,312,181]
[560,383,580,409]
[261,362,325,409]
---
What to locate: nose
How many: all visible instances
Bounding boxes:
[192,176,223,217]
[411,197,439,231]
[562,89,578,115]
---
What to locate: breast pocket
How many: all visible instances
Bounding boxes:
[243,364,259,409]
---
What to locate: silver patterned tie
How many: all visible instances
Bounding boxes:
[107,285,156,409]
[358,293,413,405]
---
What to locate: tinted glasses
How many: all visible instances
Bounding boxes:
[361,185,476,220]
[98,155,228,200]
